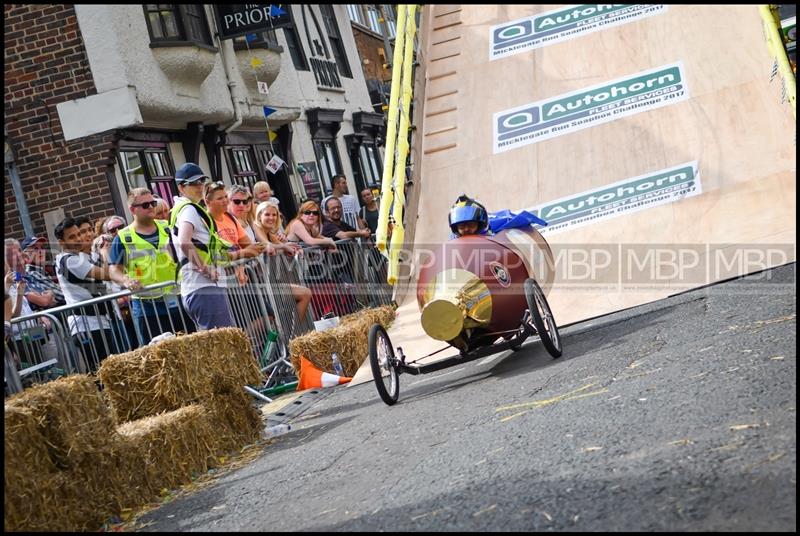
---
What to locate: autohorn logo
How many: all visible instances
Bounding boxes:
[489,262,511,287]
[490,5,667,60]
[492,19,536,51]
[496,106,541,142]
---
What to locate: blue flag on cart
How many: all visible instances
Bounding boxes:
[488,209,548,234]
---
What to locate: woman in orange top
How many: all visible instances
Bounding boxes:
[204,182,268,259]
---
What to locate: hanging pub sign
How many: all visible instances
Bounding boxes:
[213,5,292,40]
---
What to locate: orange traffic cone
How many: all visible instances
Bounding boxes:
[297,355,352,391]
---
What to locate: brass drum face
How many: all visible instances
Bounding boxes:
[420,268,492,341]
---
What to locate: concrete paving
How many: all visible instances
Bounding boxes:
[134,263,796,532]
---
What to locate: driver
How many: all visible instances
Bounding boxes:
[448,194,490,238]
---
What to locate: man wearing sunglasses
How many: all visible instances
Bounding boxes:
[109,187,197,344]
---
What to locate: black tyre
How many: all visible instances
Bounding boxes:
[524,278,563,358]
[368,323,400,405]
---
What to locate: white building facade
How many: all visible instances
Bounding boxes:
[64,4,385,221]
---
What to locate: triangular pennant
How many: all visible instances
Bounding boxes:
[262,106,277,118]
[270,5,287,17]
[268,130,278,142]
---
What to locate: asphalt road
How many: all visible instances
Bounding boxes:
[136,263,796,532]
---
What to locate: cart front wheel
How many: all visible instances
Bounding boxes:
[369,323,400,405]
[524,278,563,358]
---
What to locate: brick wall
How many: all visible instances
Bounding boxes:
[4,4,118,241]
[352,26,391,84]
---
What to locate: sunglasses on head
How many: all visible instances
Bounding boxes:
[132,200,158,209]
[303,210,320,216]
[231,198,252,205]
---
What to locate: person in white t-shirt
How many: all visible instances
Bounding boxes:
[54,216,140,372]
[321,175,366,231]
[168,163,235,330]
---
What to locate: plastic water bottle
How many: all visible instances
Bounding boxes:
[331,352,345,376]
[263,423,291,439]
[259,331,279,368]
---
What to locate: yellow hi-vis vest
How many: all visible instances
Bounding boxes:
[168,199,230,269]
[118,220,178,299]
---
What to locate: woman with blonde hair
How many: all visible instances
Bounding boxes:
[285,200,336,249]
[253,202,302,256]
[253,201,313,322]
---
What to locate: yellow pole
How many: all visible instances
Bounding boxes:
[376,5,408,253]
[387,5,418,285]
[759,5,796,117]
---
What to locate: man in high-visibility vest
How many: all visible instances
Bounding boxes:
[108,187,196,344]
[169,163,234,330]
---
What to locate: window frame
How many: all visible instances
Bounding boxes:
[318,5,352,79]
[224,145,260,193]
[283,17,309,71]
[312,139,343,195]
[232,29,283,53]
[143,4,217,51]
[117,143,178,208]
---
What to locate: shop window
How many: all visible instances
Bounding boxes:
[233,29,281,51]
[118,146,178,207]
[313,139,343,195]
[225,146,259,193]
[143,4,214,48]
[359,143,382,188]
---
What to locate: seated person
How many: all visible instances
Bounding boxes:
[252,201,313,322]
[285,200,337,250]
[254,201,303,257]
[448,194,490,238]
[321,197,371,241]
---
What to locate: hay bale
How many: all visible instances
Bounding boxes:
[289,305,396,376]
[99,328,261,423]
[4,406,61,533]
[117,404,216,491]
[5,375,116,469]
[206,391,262,455]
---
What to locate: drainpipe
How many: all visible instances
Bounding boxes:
[5,128,34,237]
[209,10,243,134]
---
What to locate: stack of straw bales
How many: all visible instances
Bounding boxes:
[289,305,396,376]
[4,327,263,532]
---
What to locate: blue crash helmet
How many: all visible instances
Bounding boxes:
[448,194,489,235]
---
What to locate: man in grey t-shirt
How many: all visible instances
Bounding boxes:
[321,174,366,231]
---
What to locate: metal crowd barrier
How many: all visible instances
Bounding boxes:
[296,238,393,319]
[5,282,193,395]
[5,241,393,397]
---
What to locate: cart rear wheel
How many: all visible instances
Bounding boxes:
[369,323,400,405]
[524,278,562,358]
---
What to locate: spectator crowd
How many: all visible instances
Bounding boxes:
[5,164,386,389]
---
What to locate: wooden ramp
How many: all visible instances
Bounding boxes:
[352,5,795,387]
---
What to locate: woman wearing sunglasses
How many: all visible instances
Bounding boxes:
[252,201,313,321]
[204,182,269,261]
[285,200,337,250]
